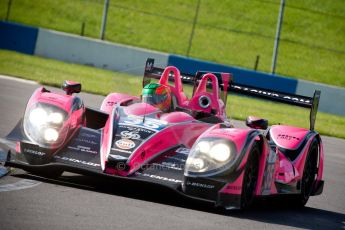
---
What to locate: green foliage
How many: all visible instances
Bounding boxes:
[1,0,344,87]
[0,49,344,138]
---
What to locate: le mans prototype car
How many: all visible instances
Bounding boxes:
[4,59,324,210]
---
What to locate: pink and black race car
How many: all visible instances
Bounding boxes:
[4,59,324,210]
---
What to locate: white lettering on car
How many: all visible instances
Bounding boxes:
[24,149,46,156]
[120,131,141,140]
[135,172,182,183]
[54,156,100,167]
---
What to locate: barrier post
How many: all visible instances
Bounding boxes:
[81,21,85,36]
[271,0,285,75]
[6,0,12,21]
[100,0,109,40]
[254,55,260,71]
[186,0,201,57]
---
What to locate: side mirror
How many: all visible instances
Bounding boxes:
[246,116,268,130]
[62,80,81,95]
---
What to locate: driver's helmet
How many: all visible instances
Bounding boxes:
[142,83,172,112]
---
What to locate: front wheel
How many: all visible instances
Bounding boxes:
[291,140,318,207]
[241,143,260,209]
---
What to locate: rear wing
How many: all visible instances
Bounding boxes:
[230,84,321,131]
[143,58,321,131]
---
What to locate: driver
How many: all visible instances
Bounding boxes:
[142,83,172,112]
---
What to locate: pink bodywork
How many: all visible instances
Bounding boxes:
[99,63,323,198]
[25,87,84,149]
[126,121,211,175]
[18,61,324,206]
[202,128,250,152]
[270,125,323,190]
[101,66,230,175]
[270,125,309,150]
[203,123,323,197]
[124,102,160,116]
[101,93,140,114]
[203,127,274,196]
[28,87,75,112]
[158,66,189,107]
[188,73,227,120]
[100,101,212,175]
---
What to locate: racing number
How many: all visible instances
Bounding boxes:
[143,120,161,129]
[124,117,164,130]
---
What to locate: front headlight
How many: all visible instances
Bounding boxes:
[44,128,59,142]
[209,143,231,162]
[185,138,237,175]
[23,103,68,148]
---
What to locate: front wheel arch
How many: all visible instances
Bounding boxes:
[291,139,319,207]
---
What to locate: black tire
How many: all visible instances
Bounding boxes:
[241,143,260,209]
[291,140,318,207]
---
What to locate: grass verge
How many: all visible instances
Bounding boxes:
[0,49,344,138]
[0,0,344,87]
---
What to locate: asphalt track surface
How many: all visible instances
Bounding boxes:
[0,76,344,230]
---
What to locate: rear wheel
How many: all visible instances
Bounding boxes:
[291,140,318,207]
[241,143,260,209]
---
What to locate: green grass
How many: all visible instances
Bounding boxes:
[0,49,344,138]
[0,0,344,87]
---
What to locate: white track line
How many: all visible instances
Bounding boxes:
[0,75,38,85]
[0,179,41,192]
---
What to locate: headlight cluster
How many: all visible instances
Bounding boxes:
[24,103,68,148]
[185,138,237,175]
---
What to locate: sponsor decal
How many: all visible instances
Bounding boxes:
[161,162,183,170]
[54,156,100,167]
[233,85,311,104]
[283,96,310,104]
[119,125,154,134]
[23,148,46,156]
[145,59,154,71]
[135,172,182,183]
[107,101,116,106]
[80,133,97,138]
[277,134,300,141]
[175,147,190,155]
[74,138,98,145]
[120,130,141,140]
[163,154,187,162]
[68,145,98,154]
[109,154,128,160]
[111,125,156,155]
[234,85,280,97]
[115,139,135,150]
[186,181,215,189]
